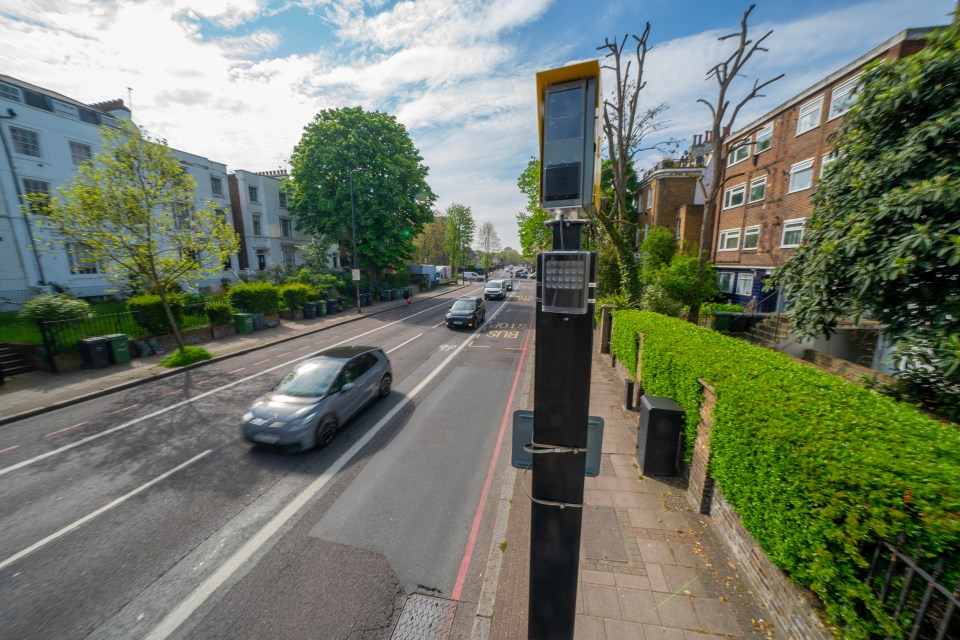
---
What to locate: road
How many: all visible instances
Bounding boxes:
[0,277,535,639]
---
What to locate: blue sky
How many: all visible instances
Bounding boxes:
[0,0,954,249]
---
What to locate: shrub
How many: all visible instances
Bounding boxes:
[639,282,686,318]
[227,282,279,314]
[127,294,184,335]
[159,345,214,367]
[18,294,92,323]
[278,282,313,310]
[611,310,960,638]
[700,302,744,314]
[204,299,233,325]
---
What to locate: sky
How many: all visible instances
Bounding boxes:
[0,0,954,251]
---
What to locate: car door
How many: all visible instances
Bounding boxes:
[336,358,366,421]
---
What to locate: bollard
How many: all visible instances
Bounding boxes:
[624,378,634,411]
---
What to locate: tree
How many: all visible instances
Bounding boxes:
[475,222,502,271]
[442,203,475,275]
[414,215,447,265]
[300,234,336,274]
[694,3,782,321]
[639,225,677,283]
[28,121,239,353]
[286,107,436,285]
[598,27,677,305]
[503,247,522,267]
[771,19,960,417]
[516,158,552,260]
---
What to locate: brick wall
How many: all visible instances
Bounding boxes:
[802,349,896,386]
[687,379,715,515]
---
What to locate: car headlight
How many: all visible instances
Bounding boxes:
[270,421,287,429]
[242,411,254,422]
[287,412,316,428]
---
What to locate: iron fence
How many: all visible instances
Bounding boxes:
[40,311,145,354]
[860,535,959,639]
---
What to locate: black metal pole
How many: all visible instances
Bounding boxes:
[528,218,593,639]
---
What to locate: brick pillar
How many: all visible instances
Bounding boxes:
[687,378,716,514]
[599,305,614,353]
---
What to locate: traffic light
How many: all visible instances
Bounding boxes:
[536,60,601,219]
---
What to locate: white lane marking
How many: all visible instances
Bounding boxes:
[143,299,512,640]
[387,333,423,354]
[0,450,211,572]
[0,298,460,479]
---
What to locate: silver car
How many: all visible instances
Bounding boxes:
[241,346,392,451]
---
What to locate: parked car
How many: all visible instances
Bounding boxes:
[241,346,392,452]
[463,272,484,282]
[446,296,485,329]
[516,269,527,278]
[503,277,513,291]
[484,279,506,300]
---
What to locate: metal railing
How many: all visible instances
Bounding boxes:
[40,310,144,354]
[860,534,959,639]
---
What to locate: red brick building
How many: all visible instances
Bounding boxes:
[711,27,936,312]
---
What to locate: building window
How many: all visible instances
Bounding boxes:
[727,139,750,166]
[717,272,734,293]
[252,215,262,236]
[278,192,287,208]
[829,74,861,120]
[675,217,682,240]
[67,243,99,274]
[718,228,740,251]
[755,124,773,154]
[10,126,41,157]
[748,176,767,203]
[0,81,21,102]
[735,273,754,296]
[257,253,267,270]
[53,99,79,118]
[743,225,760,250]
[69,141,92,167]
[210,176,223,197]
[788,159,815,193]
[22,178,51,213]
[280,218,293,238]
[282,247,296,269]
[796,96,823,135]
[820,152,841,178]
[723,184,746,209]
[248,185,259,203]
[781,218,806,248]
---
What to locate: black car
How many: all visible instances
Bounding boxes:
[445,296,485,329]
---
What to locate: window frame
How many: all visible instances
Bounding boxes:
[280,217,293,239]
[748,176,767,203]
[717,228,740,252]
[754,124,773,154]
[67,242,99,275]
[717,272,734,293]
[278,192,287,208]
[796,95,823,135]
[10,126,41,157]
[829,74,861,120]
[781,218,806,248]
[0,81,21,102]
[735,273,755,296]
[727,139,750,167]
[248,185,259,203]
[722,183,746,209]
[69,141,92,167]
[252,215,262,236]
[743,225,760,250]
[788,158,815,193]
[820,152,841,178]
[210,176,224,197]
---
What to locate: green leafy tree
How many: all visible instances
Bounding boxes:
[516,158,552,260]
[443,203,475,275]
[28,121,239,353]
[503,247,522,266]
[414,215,447,265]
[772,20,960,416]
[639,225,677,283]
[300,234,336,274]
[475,222,501,272]
[656,254,719,311]
[286,107,436,285]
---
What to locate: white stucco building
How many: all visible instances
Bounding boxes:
[0,75,235,306]
[228,169,338,274]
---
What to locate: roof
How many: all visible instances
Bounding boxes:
[315,345,380,360]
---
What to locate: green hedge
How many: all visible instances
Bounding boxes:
[204,299,233,325]
[227,282,279,314]
[127,294,183,336]
[610,310,960,638]
[278,282,313,310]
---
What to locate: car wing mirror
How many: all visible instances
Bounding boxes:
[341,382,356,393]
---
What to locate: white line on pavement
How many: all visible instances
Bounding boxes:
[386,333,423,354]
[0,450,212,572]
[0,298,460,479]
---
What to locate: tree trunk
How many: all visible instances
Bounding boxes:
[156,284,186,353]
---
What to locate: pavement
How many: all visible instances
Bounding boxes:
[0,287,771,640]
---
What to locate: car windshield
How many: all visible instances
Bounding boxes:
[486,281,502,288]
[452,300,476,310]
[273,359,342,397]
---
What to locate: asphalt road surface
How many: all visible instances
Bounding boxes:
[0,277,536,640]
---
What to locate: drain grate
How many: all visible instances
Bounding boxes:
[390,593,458,640]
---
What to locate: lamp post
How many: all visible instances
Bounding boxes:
[349,168,365,314]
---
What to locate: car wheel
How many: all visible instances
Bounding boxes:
[379,374,392,398]
[315,417,337,448]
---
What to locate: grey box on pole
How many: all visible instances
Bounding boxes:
[637,395,684,476]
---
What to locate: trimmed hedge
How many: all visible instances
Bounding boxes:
[227,282,279,314]
[610,310,960,639]
[204,299,233,325]
[127,294,183,336]
[278,282,313,310]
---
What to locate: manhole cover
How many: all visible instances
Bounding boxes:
[391,593,458,640]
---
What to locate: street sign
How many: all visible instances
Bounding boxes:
[352,269,360,281]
